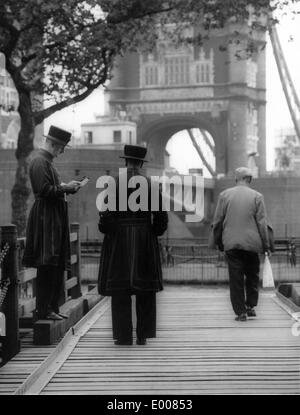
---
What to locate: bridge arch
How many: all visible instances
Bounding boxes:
[138,114,226,174]
[166,128,216,177]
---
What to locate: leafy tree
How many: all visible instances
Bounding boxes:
[0,0,296,234]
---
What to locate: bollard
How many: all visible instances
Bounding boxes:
[1,225,20,363]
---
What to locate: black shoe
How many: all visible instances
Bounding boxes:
[114,339,133,345]
[136,337,147,345]
[58,313,68,319]
[235,313,247,322]
[45,311,63,321]
[246,308,256,317]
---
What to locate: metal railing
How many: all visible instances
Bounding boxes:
[159,238,300,284]
[80,237,300,286]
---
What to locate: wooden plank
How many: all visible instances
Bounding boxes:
[19,298,36,315]
[41,288,300,395]
[65,277,78,291]
[13,297,110,395]
[18,268,37,284]
[70,254,77,265]
[69,232,78,243]
[275,291,300,314]
[1,287,300,395]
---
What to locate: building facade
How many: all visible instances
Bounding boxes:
[0,53,20,149]
[274,126,300,174]
[81,114,137,149]
[106,23,266,177]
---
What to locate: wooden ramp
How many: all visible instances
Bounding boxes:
[0,285,300,395]
[0,330,58,395]
[1,286,300,395]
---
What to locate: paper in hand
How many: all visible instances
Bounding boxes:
[79,177,90,187]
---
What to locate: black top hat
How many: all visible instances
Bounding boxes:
[44,125,72,147]
[120,145,148,162]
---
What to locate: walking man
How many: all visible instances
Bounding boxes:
[210,167,272,321]
[97,145,168,345]
[23,125,81,320]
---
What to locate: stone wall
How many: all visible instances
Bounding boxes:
[0,149,193,239]
[2,149,299,239]
[0,148,126,239]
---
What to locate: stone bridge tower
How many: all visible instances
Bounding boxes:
[106,24,266,177]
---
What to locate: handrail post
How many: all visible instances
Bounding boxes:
[1,225,20,363]
[70,223,82,298]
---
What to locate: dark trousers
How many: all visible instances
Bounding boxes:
[111,292,156,341]
[225,249,260,316]
[36,265,65,318]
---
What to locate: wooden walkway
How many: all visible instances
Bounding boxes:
[1,286,300,395]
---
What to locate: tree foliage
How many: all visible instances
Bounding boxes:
[1,0,296,123]
[0,0,299,234]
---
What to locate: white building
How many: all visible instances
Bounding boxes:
[274,126,300,173]
[0,54,19,113]
[0,53,20,149]
[80,115,137,149]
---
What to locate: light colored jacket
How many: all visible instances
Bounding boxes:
[211,183,271,253]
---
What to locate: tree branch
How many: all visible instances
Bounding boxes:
[17,53,38,72]
[0,16,18,35]
[33,46,113,125]
[5,56,31,96]
[0,16,20,57]
[106,5,175,25]
[33,80,102,125]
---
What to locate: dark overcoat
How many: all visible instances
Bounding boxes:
[97,168,168,295]
[23,149,71,269]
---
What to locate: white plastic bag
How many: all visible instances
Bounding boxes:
[0,312,6,336]
[262,253,275,288]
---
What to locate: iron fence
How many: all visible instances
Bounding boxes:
[80,240,102,288]
[80,237,300,286]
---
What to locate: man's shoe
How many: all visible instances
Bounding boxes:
[136,337,147,345]
[45,311,63,321]
[246,307,256,317]
[114,339,133,345]
[58,313,68,319]
[235,313,247,322]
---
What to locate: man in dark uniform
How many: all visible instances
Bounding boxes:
[23,125,81,320]
[98,145,168,345]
